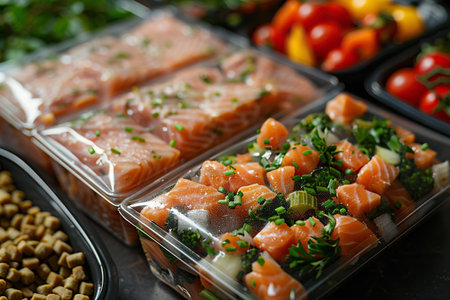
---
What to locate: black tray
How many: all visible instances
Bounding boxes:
[366,29,450,136]
[0,148,118,300]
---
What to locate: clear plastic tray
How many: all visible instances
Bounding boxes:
[0,148,118,299]
[119,94,450,299]
[33,47,340,245]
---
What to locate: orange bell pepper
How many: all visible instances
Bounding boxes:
[341,28,380,60]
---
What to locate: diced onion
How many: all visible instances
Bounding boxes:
[374,213,398,242]
[432,161,449,193]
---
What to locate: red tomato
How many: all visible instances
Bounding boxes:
[252,24,272,47]
[322,47,359,72]
[271,26,287,53]
[419,85,450,122]
[361,12,397,43]
[324,3,354,29]
[308,22,343,59]
[296,2,327,31]
[415,52,450,76]
[386,68,427,106]
[272,0,301,32]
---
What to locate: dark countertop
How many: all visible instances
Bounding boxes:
[88,197,450,300]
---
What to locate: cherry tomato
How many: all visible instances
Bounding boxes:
[386,68,427,106]
[308,22,343,59]
[415,52,450,76]
[322,47,359,72]
[361,12,397,43]
[324,3,354,29]
[272,0,301,33]
[252,24,272,47]
[296,2,327,31]
[419,85,450,123]
[271,26,287,53]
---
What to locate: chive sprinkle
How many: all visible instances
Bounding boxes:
[256,129,261,134]
[316,186,328,193]
[111,148,121,155]
[296,220,305,226]
[251,279,256,287]
[292,175,302,181]
[308,217,316,227]
[264,138,270,145]
[131,136,146,142]
[339,207,347,214]
[292,161,299,169]
[221,239,230,247]
[301,174,312,179]
[236,241,249,248]
[218,199,228,204]
[152,112,159,118]
[304,187,316,196]
[257,197,265,204]
[345,169,354,175]
[275,206,286,215]
[95,130,100,137]
[231,98,238,103]
[175,123,184,131]
[243,223,252,233]
[88,147,95,155]
[169,140,176,147]
[283,142,290,151]
[334,160,343,167]
[125,127,133,133]
[223,170,235,176]
[395,201,402,209]
[274,218,285,225]
[218,187,227,194]
[268,215,279,222]
[302,150,312,155]
[421,143,429,151]
[225,246,236,252]
[257,257,265,266]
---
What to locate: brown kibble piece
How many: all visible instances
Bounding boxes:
[27,206,40,216]
[43,217,60,232]
[21,224,36,239]
[0,296,5,300]
[66,253,84,269]
[0,219,9,229]
[31,294,47,300]
[59,267,70,279]
[53,241,72,255]
[6,267,20,282]
[52,231,68,242]
[9,261,19,269]
[34,243,52,259]
[11,214,23,229]
[71,266,87,281]
[0,248,10,262]
[63,277,78,291]
[22,257,40,270]
[46,272,63,286]
[19,267,35,285]
[5,288,22,300]
[0,171,12,185]
[73,294,89,300]
[19,200,33,213]
[28,240,39,248]
[37,264,51,280]
[0,190,11,204]
[21,286,33,298]
[0,228,8,243]
[46,294,61,300]
[57,252,68,268]
[35,225,46,240]
[0,279,5,294]
[52,286,72,300]
[21,214,34,226]
[4,203,19,218]
[78,282,93,296]
[0,263,9,277]
[6,244,21,261]
[10,190,24,204]
[37,284,53,295]
[18,240,34,256]
[46,255,59,272]
[13,233,28,244]
[35,212,51,225]
[7,227,21,241]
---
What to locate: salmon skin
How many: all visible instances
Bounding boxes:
[3,14,226,125]
[135,93,446,300]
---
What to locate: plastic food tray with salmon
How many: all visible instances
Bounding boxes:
[0,8,239,171]
[119,93,449,299]
[33,49,338,245]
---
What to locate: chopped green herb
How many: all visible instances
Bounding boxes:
[283,142,291,151]
[218,199,228,205]
[152,112,159,118]
[292,161,299,169]
[296,220,305,226]
[303,150,312,156]
[257,257,265,266]
[95,130,100,137]
[225,246,237,252]
[394,201,402,209]
[274,218,285,225]
[223,170,236,176]
[308,217,316,227]
[111,148,121,155]
[345,169,354,175]
[125,127,133,133]
[421,143,429,151]
[218,187,227,194]
[170,140,176,147]
[275,206,286,215]
[256,129,261,134]
[175,123,184,131]
[231,98,238,103]
[221,239,230,247]
[264,138,270,145]
[251,279,256,287]
[200,74,212,84]
[88,147,95,155]
[236,241,249,248]
[131,136,146,142]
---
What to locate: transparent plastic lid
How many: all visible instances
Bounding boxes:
[33,48,340,203]
[120,93,449,300]
[0,8,235,131]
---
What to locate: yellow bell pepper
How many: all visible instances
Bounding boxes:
[286,25,315,67]
[386,4,425,43]
[334,0,391,20]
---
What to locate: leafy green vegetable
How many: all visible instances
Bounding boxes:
[297,113,333,134]
[240,247,259,274]
[398,156,434,200]
[0,0,132,62]
[179,229,202,250]
[353,117,397,157]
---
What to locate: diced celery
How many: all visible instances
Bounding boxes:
[286,190,317,219]
[375,146,400,165]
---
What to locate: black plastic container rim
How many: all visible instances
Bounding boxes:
[365,29,450,136]
[0,148,119,300]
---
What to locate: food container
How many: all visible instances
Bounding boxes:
[249,0,449,90]
[0,148,118,299]
[366,29,450,136]
[0,5,246,172]
[119,94,449,299]
[32,43,340,246]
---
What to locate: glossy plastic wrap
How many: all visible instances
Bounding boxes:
[33,47,339,245]
[119,94,449,299]
[0,148,118,299]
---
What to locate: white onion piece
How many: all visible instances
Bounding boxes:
[177,209,210,237]
[374,213,398,242]
[432,161,449,193]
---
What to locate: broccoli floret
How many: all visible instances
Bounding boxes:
[398,157,434,200]
[298,113,333,134]
[165,211,178,231]
[179,229,202,250]
[353,117,397,156]
[241,248,259,273]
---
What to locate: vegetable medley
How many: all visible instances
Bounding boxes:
[253,0,425,71]
[140,93,448,299]
[386,36,450,123]
[0,0,132,62]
